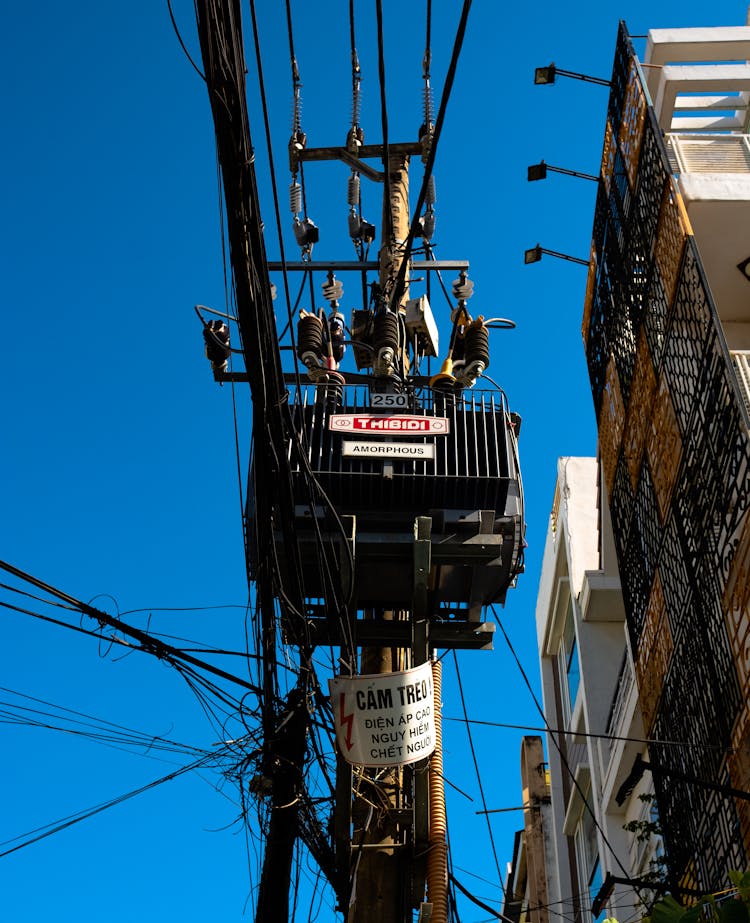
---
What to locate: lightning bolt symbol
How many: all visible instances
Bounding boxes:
[339,693,354,751]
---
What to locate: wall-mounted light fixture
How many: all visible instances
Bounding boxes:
[524,244,589,266]
[534,63,610,87]
[527,160,598,183]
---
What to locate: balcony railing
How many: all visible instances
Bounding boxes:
[731,350,750,420]
[667,133,750,174]
[605,651,634,744]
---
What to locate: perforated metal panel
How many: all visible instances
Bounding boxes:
[585,21,750,891]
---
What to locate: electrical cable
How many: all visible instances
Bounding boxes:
[491,607,647,906]
[0,688,208,761]
[166,0,206,80]
[441,716,729,752]
[0,562,262,698]
[452,650,506,899]
[0,749,224,859]
[374,0,392,253]
[247,0,304,399]
[389,0,472,313]
[450,873,516,923]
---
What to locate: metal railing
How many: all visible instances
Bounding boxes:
[731,350,750,420]
[667,133,750,174]
[605,651,634,744]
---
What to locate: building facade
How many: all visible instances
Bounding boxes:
[581,19,750,895]
[535,458,663,923]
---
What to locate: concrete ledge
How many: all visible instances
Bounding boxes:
[580,570,625,622]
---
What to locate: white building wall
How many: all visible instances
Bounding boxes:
[536,458,658,923]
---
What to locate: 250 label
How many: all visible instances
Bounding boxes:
[370,393,408,408]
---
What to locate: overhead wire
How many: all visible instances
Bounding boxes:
[452,650,506,899]
[0,566,262,699]
[167,0,206,80]
[389,0,473,313]
[441,716,729,752]
[0,686,208,761]
[0,749,226,859]
[490,606,647,907]
[374,0,392,253]
[247,0,303,396]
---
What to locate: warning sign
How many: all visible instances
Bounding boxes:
[329,663,436,767]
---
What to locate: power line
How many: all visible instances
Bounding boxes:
[491,606,646,907]
[442,716,730,752]
[0,560,262,698]
[453,651,507,900]
[0,750,223,859]
[389,0,473,312]
[166,0,206,80]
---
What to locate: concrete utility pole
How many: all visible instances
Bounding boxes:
[379,152,411,315]
[348,152,412,923]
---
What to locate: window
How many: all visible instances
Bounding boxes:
[575,799,604,922]
[559,599,580,720]
[589,857,605,922]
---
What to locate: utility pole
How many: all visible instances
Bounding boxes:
[193,8,525,922]
[346,154,449,923]
[347,152,413,923]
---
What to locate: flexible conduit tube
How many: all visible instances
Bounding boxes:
[427,659,448,923]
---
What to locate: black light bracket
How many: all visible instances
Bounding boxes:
[615,752,750,807]
[591,872,704,918]
[524,244,589,266]
[528,160,599,183]
[534,63,610,86]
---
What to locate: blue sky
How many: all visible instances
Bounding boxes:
[2,1,746,921]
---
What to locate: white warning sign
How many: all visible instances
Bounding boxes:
[329,663,436,767]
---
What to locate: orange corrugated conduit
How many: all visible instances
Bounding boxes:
[426,658,448,923]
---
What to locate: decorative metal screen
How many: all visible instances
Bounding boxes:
[583,21,750,892]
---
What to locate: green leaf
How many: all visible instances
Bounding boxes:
[719,900,749,923]
[651,894,688,923]
[681,901,708,923]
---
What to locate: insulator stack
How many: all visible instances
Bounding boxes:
[420,80,435,162]
[347,173,360,208]
[289,181,302,216]
[454,319,489,388]
[322,273,344,306]
[373,311,399,353]
[372,311,399,377]
[296,313,324,368]
[424,83,435,125]
[425,174,436,206]
[292,79,303,134]
[351,73,362,131]
[464,321,490,369]
[452,273,474,303]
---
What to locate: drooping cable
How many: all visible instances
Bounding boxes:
[0,561,262,698]
[166,0,206,80]
[0,750,223,859]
